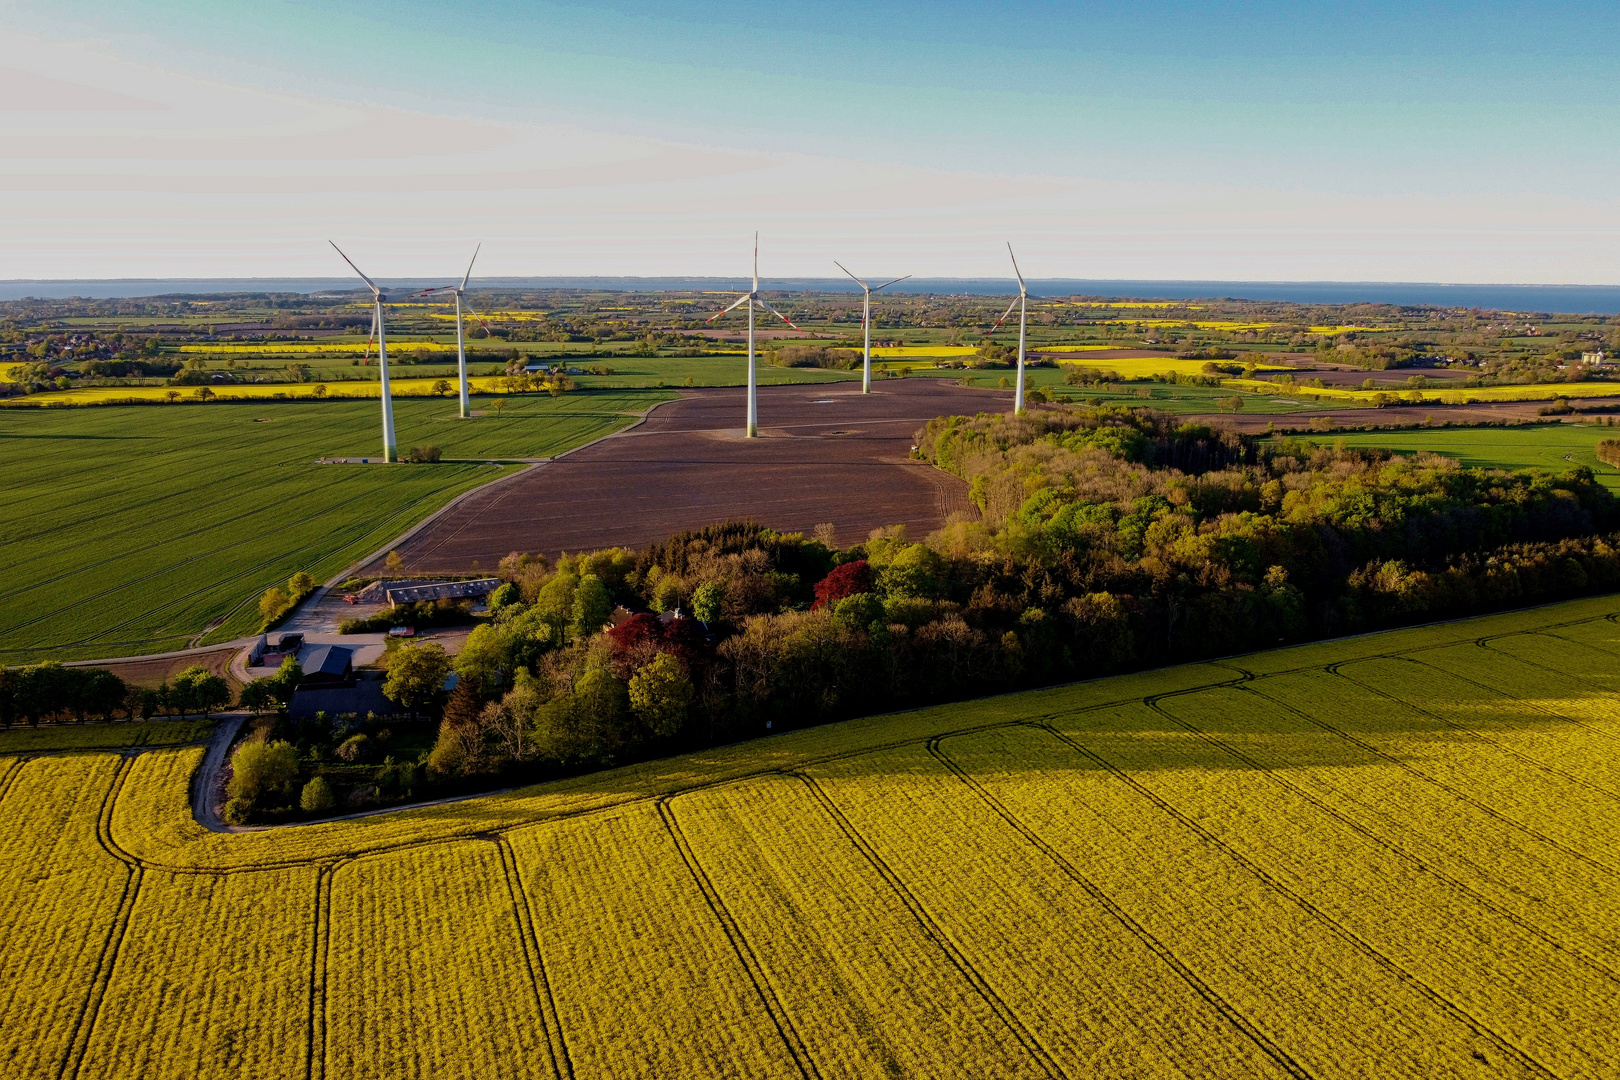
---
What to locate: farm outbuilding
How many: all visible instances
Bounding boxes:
[384,578,501,608]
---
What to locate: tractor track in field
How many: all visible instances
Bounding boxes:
[306,860,338,1080]
[791,770,1066,1080]
[1023,719,1560,1080]
[656,792,821,1080]
[492,834,574,1080]
[59,756,144,1080]
[1341,655,1620,800]
[924,733,1317,1080]
[1177,680,1620,984]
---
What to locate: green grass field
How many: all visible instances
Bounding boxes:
[1300,422,1620,489]
[0,719,213,754]
[3,595,1619,1078]
[0,392,669,663]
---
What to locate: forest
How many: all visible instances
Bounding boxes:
[306,402,1620,809]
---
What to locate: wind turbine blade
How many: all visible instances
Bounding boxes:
[758,299,801,332]
[365,307,378,361]
[407,286,454,298]
[753,231,759,291]
[329,241,381,295]
[706,293,752,322]
[462,298,495,337]
[871,274,912,292]
[1007,242,1026,293]
[461,242,481,292]
[833,260,866,289]
[987,295,1021,335]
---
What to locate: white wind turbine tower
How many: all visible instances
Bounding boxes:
[834,261,910,394]
[707,233,801,438]
[412,244,488,419]
[988,242,1032,414]
[330,241,397,462]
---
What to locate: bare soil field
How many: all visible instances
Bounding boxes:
[96,647,242,691]
[372,381,1008,573]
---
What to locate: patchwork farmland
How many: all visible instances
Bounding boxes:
[6,596,1620,1078]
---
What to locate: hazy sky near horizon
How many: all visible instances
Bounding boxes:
[2,0,1618,282]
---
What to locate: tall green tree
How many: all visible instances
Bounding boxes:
[570,574,613,639]
[384,642,451,716]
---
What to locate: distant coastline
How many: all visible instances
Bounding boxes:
[5,277,1620,313]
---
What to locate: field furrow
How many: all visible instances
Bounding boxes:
[1147,690,1620,1077]
[325,841,552,1080]
[77,866,319,1079]
[1423,641,1620,737]
[1242,671,1620,964]
[0,755,133,1080]
[670,773,1047,1079]
[1486,632,1620,697]
[507,804,804,1078]
[806,745,1297,1080]
[1337,656,1620,858]
[938,723,1548,1080]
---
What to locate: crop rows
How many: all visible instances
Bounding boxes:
[0,395,654,661]
[0,719,214,755]
[4,601,1620,1077]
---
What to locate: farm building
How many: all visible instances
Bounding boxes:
[384,578,501,608]
[300,644,354,684]
[288,669,394,721]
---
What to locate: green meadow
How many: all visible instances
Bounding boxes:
[1300,422,1620,490]
[0,392,669,663]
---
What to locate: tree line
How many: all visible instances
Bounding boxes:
[408,406,1620,793]
[0,662,232,726]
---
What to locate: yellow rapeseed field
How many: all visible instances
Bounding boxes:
[1223,376,1620,406]
[5,376,510,407]
[1060,356,1292,379]
[7,595,1620,1078]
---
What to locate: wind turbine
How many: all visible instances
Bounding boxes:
[988,243,1031,414]
[330,241,396,461]
[834,262,910,394]
[706,233,801,438]
[412,244,489,419]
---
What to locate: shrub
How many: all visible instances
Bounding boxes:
[1598,440,1620,468]
[226,739,299,805]
[300,775,337,813]
[767,346,859,370]
[222,798,254,826]
[403,444,443,463]
[335,733,371,762]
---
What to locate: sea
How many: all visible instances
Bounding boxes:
[4,278,1620,314]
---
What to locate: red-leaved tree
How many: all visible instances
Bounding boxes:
[812,560,874,610]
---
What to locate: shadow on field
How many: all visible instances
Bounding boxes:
[244,636,1615,845]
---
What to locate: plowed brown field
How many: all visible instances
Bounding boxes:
[374,381,1007,572]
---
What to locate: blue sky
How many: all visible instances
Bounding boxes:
[2,1,1617,280]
